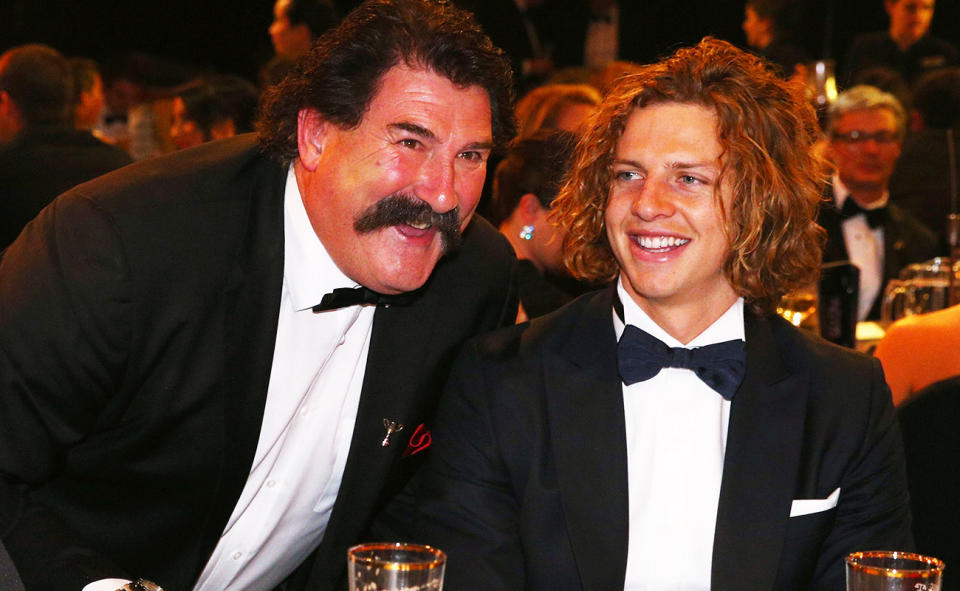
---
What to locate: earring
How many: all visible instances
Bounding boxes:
[519,225,535,241]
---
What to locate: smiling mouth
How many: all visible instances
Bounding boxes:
[634,235,690,252]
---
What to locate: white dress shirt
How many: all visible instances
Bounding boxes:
[615,278,744,591]
[84,166,375,591]
[833,175,887,321]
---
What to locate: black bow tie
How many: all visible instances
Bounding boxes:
[840,198,887,229]
[617,324,746,400]
[312,287,416,312]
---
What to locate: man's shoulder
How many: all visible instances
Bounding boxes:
[65,134,280,210]
[763,312,880,382]
[472,288,611,363]
[848,31,896,52]
[913,34,959,56]
[433,215,517,282]
[887,201,939,246]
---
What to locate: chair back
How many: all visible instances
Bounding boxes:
[898,375,960,590]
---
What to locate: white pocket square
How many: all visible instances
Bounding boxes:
[790,487,840,517]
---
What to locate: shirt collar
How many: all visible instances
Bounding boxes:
[614,276,745,348]
[283,165,358,312]
[832,174,889,210]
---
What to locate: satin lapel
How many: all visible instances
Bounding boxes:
[711,312,807,591]
[195,163,286,577]
[545,288,630,591]
[312,293,440,572]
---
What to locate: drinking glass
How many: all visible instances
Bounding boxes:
[846,550,945,590]
[777,286,818,331]
[348,543,445,591]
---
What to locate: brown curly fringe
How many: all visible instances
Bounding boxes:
[551,37,826,314]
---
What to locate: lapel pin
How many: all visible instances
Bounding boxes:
[381,419,404,447]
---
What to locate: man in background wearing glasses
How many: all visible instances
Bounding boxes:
[820,84,939,321]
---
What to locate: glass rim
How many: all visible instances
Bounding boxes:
[846,550,945,576]
[348,542,446,571]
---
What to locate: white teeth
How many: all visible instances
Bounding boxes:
[408,221,431,230]
[637,235,689,249]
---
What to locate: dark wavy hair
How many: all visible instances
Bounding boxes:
[256,0,515,163]
[178,75,260,138]
[552,37,826,314]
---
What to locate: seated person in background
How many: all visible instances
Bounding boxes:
[819,85,940,321]
[742,0,809,80]
[514,83,601,138]
[875,303,960,406]
[843,0,957,87]
[68,57,107,131]
[262,0,340,87]
[409,37,912,591]
[170,75,260,150]
[490,130,579,322]
[270,0,339,60]
[477,82,599,221]
[0,44,131,249]
[889,67,960,242]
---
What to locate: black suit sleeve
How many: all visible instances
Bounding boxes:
[407,339,526,591]
[0,192,134,590]
[807,357,913,589]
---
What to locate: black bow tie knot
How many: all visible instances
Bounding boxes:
[617,324,746,399]
[312,286,416,312]
[840,198,887,229]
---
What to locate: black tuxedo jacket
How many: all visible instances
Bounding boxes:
[0,135,519,591]
[819,185,941,320]
[412,288,912,590]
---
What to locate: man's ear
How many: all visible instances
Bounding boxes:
[297,108,329,171]
[518,193,545,223]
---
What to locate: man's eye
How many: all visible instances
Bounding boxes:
[459,151,485,163]
[616,170,640,181]
[398,138,422,149]
[680,174,701,185]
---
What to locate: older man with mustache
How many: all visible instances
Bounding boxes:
[0,1,518,591]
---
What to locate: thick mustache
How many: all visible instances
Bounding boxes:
[354,193,463,253]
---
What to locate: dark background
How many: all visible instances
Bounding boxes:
[2,0,959,86]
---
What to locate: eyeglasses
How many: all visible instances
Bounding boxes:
[831,130,901,145]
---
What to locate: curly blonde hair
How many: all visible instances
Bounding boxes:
[551,38,826,314]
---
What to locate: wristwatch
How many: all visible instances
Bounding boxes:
[123,579,164,591]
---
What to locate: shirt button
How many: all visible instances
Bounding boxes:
[299,407,310,417]
[267,479,276,488]
[232,551,243,560]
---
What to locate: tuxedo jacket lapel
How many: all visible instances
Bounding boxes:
[315,298,440,555]
[198,162,287,578]
[545,288,630,591]
[712,311,807,590]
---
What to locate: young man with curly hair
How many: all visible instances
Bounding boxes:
[409,37,912,591]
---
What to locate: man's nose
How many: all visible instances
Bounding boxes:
[631,182,676,220]
[414,156,459,214]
